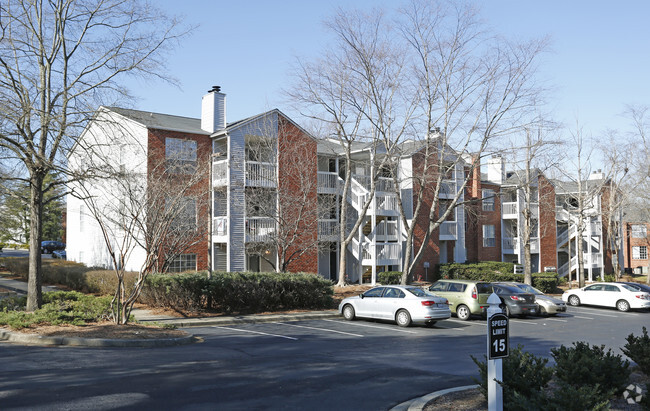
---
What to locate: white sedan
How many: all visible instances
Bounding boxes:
[338,285,451,327]
[562,282,650,312]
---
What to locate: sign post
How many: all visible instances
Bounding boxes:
[487,293,508,411]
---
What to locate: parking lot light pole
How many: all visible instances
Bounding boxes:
[487,292,506,411]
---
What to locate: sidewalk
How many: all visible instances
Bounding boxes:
[0,276,59,295]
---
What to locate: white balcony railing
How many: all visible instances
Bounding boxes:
[376,243,401,263]
[246,217,275,242]
[213,216,227,236]
[502,202,517,217]
[375,220,398,242]
[374,195,400,214]
[318,219,338,238]
[439,180,456,198]
[502,237,517,252]
[317,171,339,193]
[213,160,228,186]
[440,221,457,238]
[246,161,276,187]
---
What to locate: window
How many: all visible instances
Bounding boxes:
[168,197,197,231]
[165,137,197,173]
[363,287,385,298]
[631,225,648,238]
[482,189,495,211]
[483,225,496,247]
[633,246,648,260]
[79,204,85,232]
[168,254,197,273]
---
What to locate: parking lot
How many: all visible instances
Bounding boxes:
[0,304,648,410]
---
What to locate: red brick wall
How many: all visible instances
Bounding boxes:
[476,183,502,262]
[538,175,558,271]
[147,129,212,271]
[624,222,650,271]
[411,150,440,279]
[277,115,319,273]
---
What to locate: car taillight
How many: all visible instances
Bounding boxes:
[635,295,650,300]
[472,287,477,299]
[510,295,525,301]
[421,300,435,306]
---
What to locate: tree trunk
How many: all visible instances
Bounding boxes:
[26,173,45,311]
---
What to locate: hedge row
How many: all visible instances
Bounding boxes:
[438,262,560,293]
[139,271,334,313]
[378,271,402,285]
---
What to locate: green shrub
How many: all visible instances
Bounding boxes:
[438,262,559,293]
[551,341,630,396]
[140,271,334,313]
[472,344,553,409]
[378,271,402,285]
[0,291,111,329]
[622,326,650,376]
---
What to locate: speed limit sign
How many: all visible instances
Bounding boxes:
[488,312,509,359]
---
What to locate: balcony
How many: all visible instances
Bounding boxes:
[439,180,456,199]
[246,217,275,242]
[502,202,517,219]
[375,220,399,242]
[374,194,400,215]
[246,161,276,187]
[502,237,539,254]
[439,221,457,240]
[318,219,338,241]
[213,216,228,238]
[213,160,228,187]
[317,171,339,194]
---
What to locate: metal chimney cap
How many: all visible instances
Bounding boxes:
[209,85,221,93]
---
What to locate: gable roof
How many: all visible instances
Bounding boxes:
[105,106,210,135]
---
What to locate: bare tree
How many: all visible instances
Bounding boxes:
[394,0,547,284]
[0,0,188,310]
[624,105,650,283]
[69,114,210,324]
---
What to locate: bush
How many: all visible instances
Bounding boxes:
[551,341,630,396]
[622,326,650,376]
[438,262,559,293]
[378,271,402,285]
[0,291,111,329]
[472,344,553,409]
[140,271,334,313]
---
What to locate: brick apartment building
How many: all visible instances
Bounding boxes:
[66,87,623,283]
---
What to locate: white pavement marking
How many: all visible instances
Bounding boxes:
[546,318,568,323]
[572,315,594,320]
[435,324,466,331]
[275,322,364,337]
[322,319,419,334]
[572,310,618,318]
[446,319,487,327]
[509,320,538,325]
[213,326,298,340]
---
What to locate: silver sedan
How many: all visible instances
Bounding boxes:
[338,285,451,327]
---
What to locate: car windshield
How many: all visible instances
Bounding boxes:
[405,287,428,297]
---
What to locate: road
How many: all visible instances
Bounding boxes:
[1,306,648,410]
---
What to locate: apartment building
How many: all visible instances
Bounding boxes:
[623,214,649,275]
[67,87,622,283]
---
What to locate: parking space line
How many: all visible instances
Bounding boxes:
[572,315,594,320]
[275,322,364,337]
[545,318,568,322]
[435,324,466,331]
[572,311,618,318]
[509,320,538,325]
[446,319,487,327]
[322,319,418,334]
[212,326,298,340]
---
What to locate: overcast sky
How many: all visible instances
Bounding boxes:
[125,0,650,153]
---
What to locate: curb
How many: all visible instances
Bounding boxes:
[137,311,341,328]
[390,385,480,411]
[0,328,197,348]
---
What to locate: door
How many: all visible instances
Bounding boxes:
[378,287,405,320]
[580,284,603,305]
[355,287,385,318]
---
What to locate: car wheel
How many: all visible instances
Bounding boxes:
[395,309,412,327]
[342,304,356,321]
[616,300,630,312]
[504,305,511,317]
[456,304,471,321]
[568,295,580,306]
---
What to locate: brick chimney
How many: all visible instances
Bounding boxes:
[201,86,226,133]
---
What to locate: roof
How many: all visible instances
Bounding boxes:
[105,107,210,135]
[552,178,606,194]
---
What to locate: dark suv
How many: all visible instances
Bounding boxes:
[41,241,65,254]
